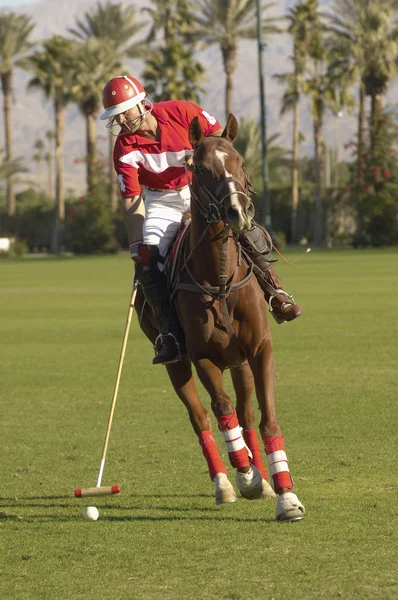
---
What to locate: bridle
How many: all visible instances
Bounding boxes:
[176,140,257,365]
[184,141,255,225]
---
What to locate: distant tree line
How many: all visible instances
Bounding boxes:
[1,0,398,252]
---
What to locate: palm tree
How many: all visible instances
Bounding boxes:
[69,0,144,212]
[0,150,27,181]
[326,0,398,239]
[142,1,204,103]
[326,0,398,162]
[235,117,291,185]
[275,0,318,241]
[69,0,144,57]
[24,35,75,252]
[303,20,355,244]
[0,12,34,217]
[70,38,122,194]
[193,0,281,120]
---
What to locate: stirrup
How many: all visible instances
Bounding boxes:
[269,290,296,325]
[153,332,181,365]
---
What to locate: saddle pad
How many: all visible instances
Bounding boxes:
[169,219,191,285]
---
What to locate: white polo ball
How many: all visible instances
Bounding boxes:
[83,506,99,521]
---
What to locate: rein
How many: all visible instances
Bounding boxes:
[172,149,255,362]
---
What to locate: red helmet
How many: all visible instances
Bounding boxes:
[100,76,146,120]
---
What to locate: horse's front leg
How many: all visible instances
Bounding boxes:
[248,331,305,521]
[195,358,264,500]
[166,358,237,505]
[231,362,276,500]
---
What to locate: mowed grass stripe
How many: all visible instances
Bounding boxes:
[1,249,397,600]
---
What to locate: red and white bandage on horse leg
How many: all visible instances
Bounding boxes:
[242,429,268,478]
[217,411,250,469]
[263,435,293,492]
[264,435,305,521]
[217,412,263,500]
[243,429,276,499]
[199,431,237,505]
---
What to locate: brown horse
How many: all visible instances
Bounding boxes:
[135,114,305,521]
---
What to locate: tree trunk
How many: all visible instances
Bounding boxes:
[47,156,53,202]
[109,132,118,212]
[51,98,65,253]
[291,94,300,243]
[1,71,16,218]
[225,71,233,122]
[86,113,98,193]
[222,45,237,122]
[313,118,324,245]
[355,82,366,242]
[370,91,383,157]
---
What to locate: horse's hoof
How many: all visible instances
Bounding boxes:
[276,492,305,522]
[260,478,277,499]
[213,473,238,505]
[235,465,263,500]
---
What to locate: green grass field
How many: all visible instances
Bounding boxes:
[1,249,397,600]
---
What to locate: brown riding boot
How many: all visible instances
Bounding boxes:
[260,266,303,324]
[239,223,303,325]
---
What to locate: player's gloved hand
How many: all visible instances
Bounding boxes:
[129,241,151,264]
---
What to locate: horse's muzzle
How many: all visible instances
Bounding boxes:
[226,200,255,233]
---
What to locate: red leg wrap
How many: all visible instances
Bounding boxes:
[263,435,293,493]
[243,429,268,480]
[198,431,228,480]
[217,411,250,469]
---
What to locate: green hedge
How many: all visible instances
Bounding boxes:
[0,184,394,252]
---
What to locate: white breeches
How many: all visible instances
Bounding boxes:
[143,186,191,269]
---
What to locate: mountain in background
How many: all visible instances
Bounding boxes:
[0,0,364,194]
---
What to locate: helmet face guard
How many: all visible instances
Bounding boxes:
[106,96,154,137]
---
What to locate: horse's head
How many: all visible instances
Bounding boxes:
[188,114,255,233]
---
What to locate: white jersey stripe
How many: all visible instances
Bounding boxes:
[119,149,191,173]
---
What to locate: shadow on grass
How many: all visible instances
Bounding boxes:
[0,494,278,524]
[19,513,276,524]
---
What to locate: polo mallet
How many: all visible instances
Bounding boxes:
[74,281,138,498]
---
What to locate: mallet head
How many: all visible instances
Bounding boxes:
[74,485,121,498]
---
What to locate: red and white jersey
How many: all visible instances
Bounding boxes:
[113,100,221,198]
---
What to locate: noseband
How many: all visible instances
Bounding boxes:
[185,144,254,224]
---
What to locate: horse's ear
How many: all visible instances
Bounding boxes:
[221,114,239,143]
[189,116,204,146]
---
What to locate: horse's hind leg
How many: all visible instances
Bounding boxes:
[136,292,236,504]
[166,358,237,505]
[231,362,276,500]
[248,333,305,521]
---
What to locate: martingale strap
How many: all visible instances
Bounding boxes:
[171,227,253,300]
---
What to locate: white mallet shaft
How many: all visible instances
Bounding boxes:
[74,282,137,499]
[96,283,138,487]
